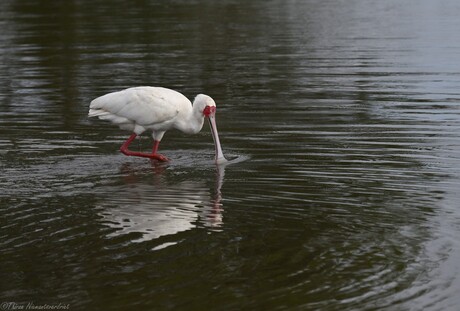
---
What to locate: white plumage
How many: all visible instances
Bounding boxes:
[88,86,226,163]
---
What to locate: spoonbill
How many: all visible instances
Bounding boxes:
[88,86,227,163]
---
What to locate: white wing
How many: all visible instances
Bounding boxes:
[88,87,191,128]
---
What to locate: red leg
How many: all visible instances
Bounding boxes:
[119,133,169,161]
[152,140,160,154]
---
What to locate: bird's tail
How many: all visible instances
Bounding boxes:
[88,108,132,128]
[88,108,110,118]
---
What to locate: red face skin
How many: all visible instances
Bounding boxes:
[203,105,216,117]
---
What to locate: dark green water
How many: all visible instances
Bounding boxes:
[2,0,460,310]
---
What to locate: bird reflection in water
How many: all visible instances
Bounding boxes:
[97,161,226,244]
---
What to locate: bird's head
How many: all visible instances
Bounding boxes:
[194,94,217,117]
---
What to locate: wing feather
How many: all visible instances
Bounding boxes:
[89,87,190,126]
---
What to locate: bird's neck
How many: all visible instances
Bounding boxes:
[175,109,205,134]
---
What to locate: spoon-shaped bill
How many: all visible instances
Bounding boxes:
[208,115,227,164]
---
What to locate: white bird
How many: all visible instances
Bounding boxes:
[88,86,226,163]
